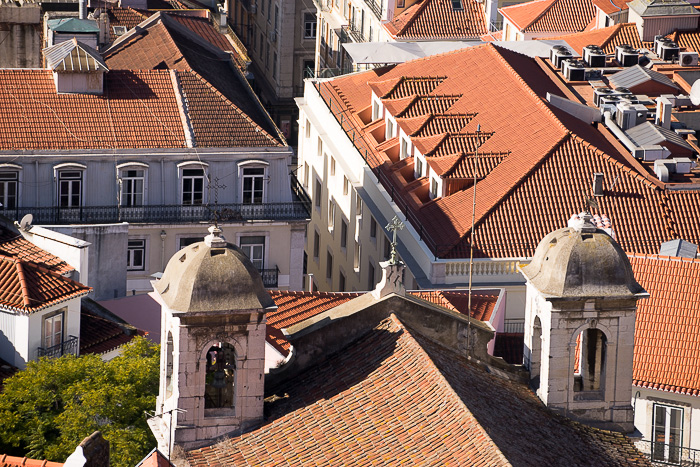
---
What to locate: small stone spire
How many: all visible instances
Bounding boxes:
[204,225,227,248]
[372,216,406,299]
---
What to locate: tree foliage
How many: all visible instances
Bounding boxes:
[0,336,160,467]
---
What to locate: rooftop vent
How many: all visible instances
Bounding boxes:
[659,239,698,258]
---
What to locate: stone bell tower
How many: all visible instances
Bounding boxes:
[148,226,277,452]
[520,213,647,432]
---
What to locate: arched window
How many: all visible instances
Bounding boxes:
[165,332,174,398]
[529,316,542,390]
[573,328,607,393]
[204,342,236,409]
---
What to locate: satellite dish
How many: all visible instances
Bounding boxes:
[19,214,33,231]
[690,79,700,106]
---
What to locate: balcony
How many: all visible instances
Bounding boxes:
[636,439,700,466]
[366,0,382,19]
[259,266,279,288]
[1,202,310,225]
[341,23,365,43]
[38,335,79,359]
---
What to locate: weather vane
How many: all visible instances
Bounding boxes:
[385,216,404,265]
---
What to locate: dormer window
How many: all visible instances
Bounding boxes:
[451,0,463,10]
[386,118,395,140]
[43,38,109,95]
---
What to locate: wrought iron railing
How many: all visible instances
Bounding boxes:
[259,266,279,288]
[503,319,525,334]
[0,202,309,225]
[366,0,382,19]
[636,439,700,466]
[38,335,79,359]
[342,23,364,42]
[291,173,312,213]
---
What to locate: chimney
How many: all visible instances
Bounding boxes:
[593,173,604,196]
[656,96,672,130]
[63,431,110,467]
[79,0,87,19]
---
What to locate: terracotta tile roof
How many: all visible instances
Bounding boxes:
[187,315,650,466]
[104,13,283,146]
[80,305,144,355]
[428,151,509,178]
[411,289,499,320]
[314,43,700,260]
[546,23,651,54]
[500,0,596,33]
[0,229,72,275]
[384,0,487,40]
[592,0,629,14]
[629,254,700,396]
[0,456,63,467]
[108,7,150,42]
[0,69,187,150]
[267,291,362,354]
[0,255,90,313]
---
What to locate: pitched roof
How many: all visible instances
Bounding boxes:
[187,315,650,466]
[0,456,63,467]
[384,0,487,40]
[80,299,144,355]
[104,12,283,146]
[0,255,90,313]
[591,0,630,14]
[629,254,700,396]
[0,228,73,275]
[266,289,501,355]
[43,38,108,72]
[314,43,700,260]
[608,65,679,92]
[500,0,596,33]
[108,7,151,43]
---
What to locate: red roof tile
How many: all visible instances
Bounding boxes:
[630,254,700,396]
[0,229,72,275]
[411,289,499,320]
[591,0,629,14]
[108,7,150,42]
[0,70,187,150]
[0,456,63,467]
[187,314,650,466]
[314,43,700,260]
[546,23,651,54]
[384,0,487,40]
[500,0,595,33]
[80,307,143,355]
[0,255,90,313]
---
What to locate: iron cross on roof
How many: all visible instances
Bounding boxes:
[385,216,404,265]
[207,177,227,227]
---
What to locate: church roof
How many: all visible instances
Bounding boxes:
[187,314,650,466]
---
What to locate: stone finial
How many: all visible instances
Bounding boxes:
[372,260,406,299]
[204,225,227,248]
[385,216,405,265]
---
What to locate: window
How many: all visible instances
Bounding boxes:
[304,12,316,38]
[430,177,438,198]
[353,241,361,271]
[397,0,404,7]
[372,100,380,121]
[326,251,333,279]
[127,239,145,271]
[259,34,264,57]
[367,262,375,290]
[242,167,265,204]
[573,328,606,394]
[415,156,423,178]
[330,157,336,176]
[181,167,205,205]
[339,271,346,292]
[317,137,323,157]
[267,0,271,20]
[272,52,277,79]
[306,119,311,139]
[313,230,320,259]
[240,236,265,270]
[179,236,204,250]
[204,342,236,410]
[343,176,349,195]
[343,0,348,18]
[451,0,463,9]
[58,170,83,207]
[652,404,683,464]
[0,171,18,209]
[43,310,64,350]
[370,217,377,239]
[165,332,174,398]
[386,119,394,140]
[355,191,362,217]
[275,5,279,29]
[400,138,409,159]
[314,179,322,209]
[340,219,348,249]
[303,163,310,187]
[328,198,336,231]
[120,167,145,206]
[303,60,314,79]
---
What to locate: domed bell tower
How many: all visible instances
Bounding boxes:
[520,213,647,432]
[148,226,277,452]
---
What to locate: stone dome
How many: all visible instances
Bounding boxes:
[155,226,275,312]
[520,215,645,298]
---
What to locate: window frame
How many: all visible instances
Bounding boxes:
[304,12,317,39]
[127,238,147,271]
[54,163,86,208]
[239,235,266,270]
[117,162,148,207]
[652,403,684,464]
[177,162,208,206]
[0,164,21,210]
[42,308,65,350]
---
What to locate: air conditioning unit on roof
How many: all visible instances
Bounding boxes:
[659,42,680,62]
[680,51,698,67]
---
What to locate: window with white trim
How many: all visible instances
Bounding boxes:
[372,100,380,121]
[58,170,83,207]
[386,118,394,140]
[181,168,205,205]
[328,198,336,231]
[400,137,409,159]
[242,167,265,204]
[127,239,146,271]
[652,404,683,464]
[120,167,146,206]
[415,156,424,178]
[43,309,64,349]
[240,236,265,270]
[0,171,19,209]
[430,177,438,199]
[304,12,316,38]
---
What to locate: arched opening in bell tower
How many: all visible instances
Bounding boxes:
[165,331,174,399]
[204,342,236,410]
[573,328,607,394]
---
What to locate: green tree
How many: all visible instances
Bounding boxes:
[0,336,160,467]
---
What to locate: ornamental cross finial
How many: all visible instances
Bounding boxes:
[207,177,227,227]
[385,216,405,265]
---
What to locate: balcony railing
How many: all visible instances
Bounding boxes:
[291,173,312,213]
[259,266,279,288]
[0,202,310,225]
[636,439,700,466]
[38,335,79,359]
[503,319,525,334]
[342,23,365,43]
[366,0,382,19]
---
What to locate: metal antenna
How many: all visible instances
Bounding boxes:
[466,124,482,357]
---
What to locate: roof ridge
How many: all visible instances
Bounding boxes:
[14,258,31,308]
[522,0,559,30]
[599,22,624,50]
[394,0,432,36]
[500,0,555,30]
